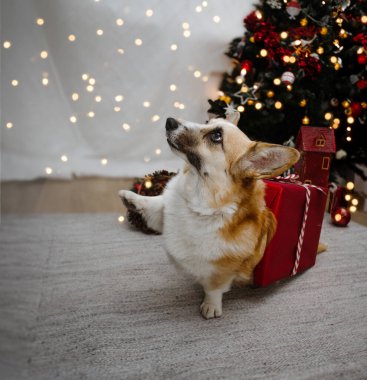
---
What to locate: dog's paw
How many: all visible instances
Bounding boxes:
[118,190,139,211]
[200,301,222,320]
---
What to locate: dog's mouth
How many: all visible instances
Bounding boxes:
[167,138,182,152]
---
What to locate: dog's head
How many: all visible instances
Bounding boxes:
[166,112,300,180]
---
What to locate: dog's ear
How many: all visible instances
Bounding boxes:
[225,111,240,126]
[232,142,300,179]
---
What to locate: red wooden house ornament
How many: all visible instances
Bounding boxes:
[294,126,336,188]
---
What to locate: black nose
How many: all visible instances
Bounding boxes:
[166,117,179,131]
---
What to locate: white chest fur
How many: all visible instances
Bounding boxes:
[162,171,236,281]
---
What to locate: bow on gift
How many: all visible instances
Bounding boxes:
[270,175,326,275]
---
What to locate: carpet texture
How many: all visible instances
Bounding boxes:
[0,213,366,379]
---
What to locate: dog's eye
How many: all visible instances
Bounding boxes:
[210,130,223,144]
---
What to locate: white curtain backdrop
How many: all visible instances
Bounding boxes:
[1,0,252,180]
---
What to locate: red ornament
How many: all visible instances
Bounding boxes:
[350,102,362,117]
[357,54,367,65]
[241,59,253,72]
[356,79,367,89]
[331,207,351,227]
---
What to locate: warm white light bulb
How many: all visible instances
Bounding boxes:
[45,167,53,175]
[183,30,191,38]
[96,29,104,36]
[118,215,125,223]
[135,38,143,46]
[40,51,48,59]
[11,80,19,86]
[70,116,77,123]
[152,115,160,122]
[346,181,354,190]
[68,34,76,42]
[115,95,124,102]
[155,148,161,155]
[213,16,221,23]
[116,18,124,26]
[61,155,68,162]
[143,101,151,107]
[101,158,108,165]
[194,70,201,78]
[82,73,89,81]
[117,48,124,54]
[170,84,177,91]
[87,111,95,118]
[72,93,79,101]
[3,41,12,49]
[36,18,44,26]
[6,122,13,129]
[146,9,153,17]
[122,123,130,131]
[95,95,102,102]
[114,106,121,112]
[42,78,49,86]
[170,44,178,51]
[182,22,190,29]
[86,85,94,92]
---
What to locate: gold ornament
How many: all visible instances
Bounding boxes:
[219,95,231,104]
[344,107,352,116]
[267,90,275,98]
[320,26,328,35]
[361,102,367,109]
[317,46,324,54]
[342,100,350,108]
[302,116,310,125]
[299,99,307,107]
[300,18,308,26]
[247,99,254,106]
[249,36,255,43]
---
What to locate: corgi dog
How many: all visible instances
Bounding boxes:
[119,112,300,319]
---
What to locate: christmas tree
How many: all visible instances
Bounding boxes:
[208,0,367,181]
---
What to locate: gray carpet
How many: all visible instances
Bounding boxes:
[0,213,366,380]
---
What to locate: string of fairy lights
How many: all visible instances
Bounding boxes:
[2,0,223,186]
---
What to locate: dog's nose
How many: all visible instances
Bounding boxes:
[166,117,179,132]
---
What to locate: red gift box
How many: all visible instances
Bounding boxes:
[253,179,327,287]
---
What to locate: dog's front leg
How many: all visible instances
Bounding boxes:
[200,276,233,320]
[119,190,164,233]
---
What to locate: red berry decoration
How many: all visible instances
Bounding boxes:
[331,207,351,227]
[357,54,367,65]
[350,102,362,117]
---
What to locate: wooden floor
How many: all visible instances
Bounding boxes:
[1,177,134,214]
[1,177,366,226]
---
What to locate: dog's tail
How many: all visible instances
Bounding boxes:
[317,242,327,254]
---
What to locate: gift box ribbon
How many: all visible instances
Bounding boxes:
[271,175,327,275]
